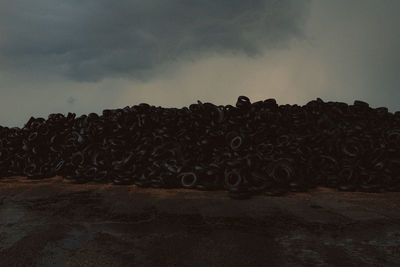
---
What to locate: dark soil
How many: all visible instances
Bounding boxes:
[1,176,400,266]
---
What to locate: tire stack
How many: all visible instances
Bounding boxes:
[0,96,399,199]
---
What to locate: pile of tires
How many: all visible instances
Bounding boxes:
[0,96,399,199]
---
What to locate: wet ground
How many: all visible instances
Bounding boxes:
[1,176,400,266]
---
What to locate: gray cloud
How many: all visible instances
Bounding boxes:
[0,0,311,82]
[1,0,400,128]
[67,96,76,105]
[303,0,400,112]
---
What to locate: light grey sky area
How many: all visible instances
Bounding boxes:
[0,0,399,127]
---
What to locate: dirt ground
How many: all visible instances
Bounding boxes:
[1,176,400,267]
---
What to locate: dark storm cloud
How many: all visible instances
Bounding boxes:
[2,0,400,128]
[0,0,310,82]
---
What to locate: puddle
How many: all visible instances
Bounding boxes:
[0,204,43,249]
[82,222,150,264]
[275,232,326,266]
[0,205,25,225]
[35,228,93,267]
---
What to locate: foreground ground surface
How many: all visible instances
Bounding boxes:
[0,177,400,266]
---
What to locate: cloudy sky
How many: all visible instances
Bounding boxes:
[0,0,399,127]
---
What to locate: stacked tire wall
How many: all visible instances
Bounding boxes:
[0,96,399,199]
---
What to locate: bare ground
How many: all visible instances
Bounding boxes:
[1,176,400,266]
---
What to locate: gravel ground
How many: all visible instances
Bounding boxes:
[1,176,400,266]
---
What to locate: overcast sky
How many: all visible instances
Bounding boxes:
[1,0,399,127]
